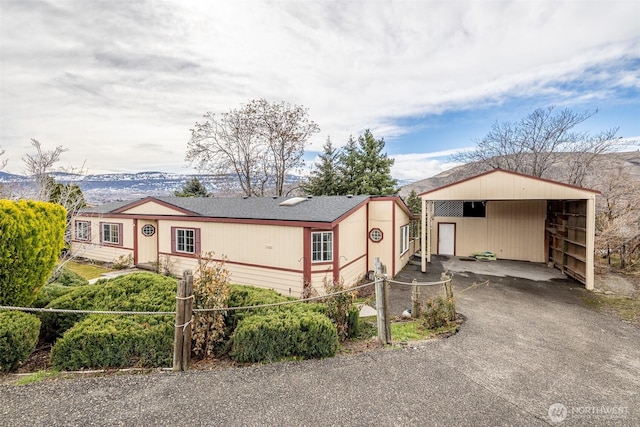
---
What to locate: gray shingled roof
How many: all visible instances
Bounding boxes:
[82,195,372,223]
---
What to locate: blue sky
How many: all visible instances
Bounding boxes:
[1,1,639,182]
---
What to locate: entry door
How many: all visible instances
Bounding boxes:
[137,220,158,265]
[438,223,455,255]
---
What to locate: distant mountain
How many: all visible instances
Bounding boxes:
[0,171,303,204]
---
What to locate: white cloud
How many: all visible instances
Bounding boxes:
[1,0,639,174]
[391,151,470,182]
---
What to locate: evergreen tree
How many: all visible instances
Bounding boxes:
[406,189,422,237]
[336,135,362,195]
[300,137,341,196]
[354,130,397,195]
[175,177,211,197]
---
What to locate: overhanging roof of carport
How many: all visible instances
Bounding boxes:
[418,169,600,200]
[417,169,599,290]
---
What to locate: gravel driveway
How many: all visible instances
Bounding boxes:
[1,258,638,426]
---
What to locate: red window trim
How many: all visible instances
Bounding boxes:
[99,222,123,247]
[74,220,92,242]
[170,226,201,256]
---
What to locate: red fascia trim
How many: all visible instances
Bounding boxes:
[76,212,335,229]
[303,228,312,283]
[133,219,138,265]
[159,252,304,274]
[392,202,396,276]
[418,169,601,197]
[366,202,370,271]
[332,224,340,283]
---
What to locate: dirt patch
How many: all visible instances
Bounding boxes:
[595,272,640,297]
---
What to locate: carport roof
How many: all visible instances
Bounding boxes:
[419,169,600,201]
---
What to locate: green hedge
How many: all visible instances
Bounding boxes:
[51,315,173,370]
[32,267,89,309]
[46,273,177,370]
[0,200,66,306]
[0,311,41,372]
[230,310,338,363]
[224,285,296,335]
[41,273,176,341]
[50,267,88,287]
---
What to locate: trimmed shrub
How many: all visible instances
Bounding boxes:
[0,311,41,372]
[46,273,177,370]
[51,315,173,370]
[32,267,89,309]
[0,200,66,306]
[230,311,338,363]
[41,273,176,341]
[32,283,77,309]
[50,267,88,287]
[225,285,297,333]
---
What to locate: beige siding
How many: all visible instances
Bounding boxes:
[395,203,413,275]
[158,220,306,295]
[429,200,545,262]
[160,252,305,296]
[337,206,367,279]
[72,242,134,264]
[487,200,546,262]
[159,220,303,270]
[70,216,135,263]
[368,200,394,271]
[122,201,187,216]
[339,257,367,287]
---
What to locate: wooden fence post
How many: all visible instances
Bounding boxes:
[173,276,186,371]
[411,278,421,318]
[374,257,391,345]
[181,270,194,371]
[174,269,194,371]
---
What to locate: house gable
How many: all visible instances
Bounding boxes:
[419,169,600,201]
[113,197,197,216]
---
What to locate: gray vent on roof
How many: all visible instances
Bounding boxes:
[279,197,308,207]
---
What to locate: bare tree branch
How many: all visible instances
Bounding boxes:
[186,99,319,197]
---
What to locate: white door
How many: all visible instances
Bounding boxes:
[438,223,455,255]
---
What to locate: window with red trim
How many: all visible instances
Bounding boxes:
[100,222,122,246]
[171,227,201,255]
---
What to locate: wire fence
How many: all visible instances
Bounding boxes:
[0,276,451,316]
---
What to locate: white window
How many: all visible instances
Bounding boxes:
[400,225,410,255]
[75,221,90,241]
[101,223,120,245]
[176,228,195,254]
[312,231,333,262]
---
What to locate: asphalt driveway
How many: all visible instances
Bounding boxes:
[1,257,638,426]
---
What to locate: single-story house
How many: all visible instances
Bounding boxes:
[71,195,417,296]
[419,169,599,290]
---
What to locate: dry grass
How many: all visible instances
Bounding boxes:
[63,261,112,280]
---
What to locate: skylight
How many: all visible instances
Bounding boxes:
[279,197,308,207]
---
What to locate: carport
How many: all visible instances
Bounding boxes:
[418,169,599,290]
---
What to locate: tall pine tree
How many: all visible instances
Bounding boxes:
[300,137,341,195]
[355,130,397,195]
[304,130,398,196]
[337,135,362,195]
